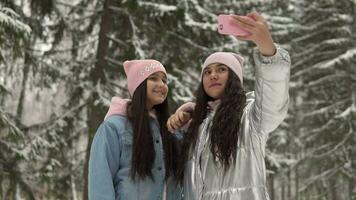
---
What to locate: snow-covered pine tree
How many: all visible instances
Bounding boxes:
[290,0,356,199]
[1,0,92,199]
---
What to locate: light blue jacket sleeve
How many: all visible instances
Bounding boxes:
[88,121,121,200]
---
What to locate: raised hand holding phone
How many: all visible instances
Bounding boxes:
[231,12,276,56]
[217,15,253,36]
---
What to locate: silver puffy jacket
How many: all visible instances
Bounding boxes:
[183,45,291,200]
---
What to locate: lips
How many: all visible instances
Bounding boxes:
[209,83,222,88]
[153,90,166,97]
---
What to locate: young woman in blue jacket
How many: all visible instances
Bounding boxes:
[88,59,181,200]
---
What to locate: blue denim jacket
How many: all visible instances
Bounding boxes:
[88,115,182,200]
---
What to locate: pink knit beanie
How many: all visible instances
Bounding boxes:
[202,52,244,84]
[123,59,167,96]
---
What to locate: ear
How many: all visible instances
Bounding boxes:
[123,60,131,76]
[232,53,244,66]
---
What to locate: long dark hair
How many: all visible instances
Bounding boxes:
[177,68,246,182]
[127,80,177,180]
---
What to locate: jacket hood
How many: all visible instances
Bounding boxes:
[104,97,130,120]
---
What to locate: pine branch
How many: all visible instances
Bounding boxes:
[0,7,31,36]
[137,2,177,13]
[28,37,98,54]
[167,31,210,51]
[56,1,102,12]
[0,107,24,137]
[316,48,356,70]
[104,56,122,67]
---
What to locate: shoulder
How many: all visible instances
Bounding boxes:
[95,115,131,142]
[104,115,130,128]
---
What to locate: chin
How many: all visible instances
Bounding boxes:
[207,92,219,99]
[153,98,165,106]
[211,96,221,100]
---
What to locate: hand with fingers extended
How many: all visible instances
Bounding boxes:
[232,11,276,56]
[167,110,192,133]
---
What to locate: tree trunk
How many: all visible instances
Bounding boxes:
[349,179,355,200]
[82,0,113,199]
[269,173,275,200]
[295,162,299,200]
[330,179,338,200]
[16,51,30,120]
[288,165,292,199]
[5,178,14,200]
[350,1,356,198]
[281,175,285,200]
[0,174,2,200]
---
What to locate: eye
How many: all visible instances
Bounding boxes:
[162,78,168,84]
[148,76,159,81]
[148,76,168,84]
[203,70,211,75]
[218,66,227,72]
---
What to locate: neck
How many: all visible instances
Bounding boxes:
[147,103,153,110]
[208,99,221,110]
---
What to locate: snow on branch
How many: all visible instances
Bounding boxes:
[13,135,53,160]
[317,48,356,70]
[0,7,31,36]
[181,0,216,31]
[292,48,350,79]
[128,15,146,58]
[265,149,297,170]
[293,38,350,60]
[169,74,195,103]
[109,0,143,41]
[299,163,345,193]
[138,2,177,15]
[308,128,353,160]
[56,1,102,12]
[302,115,341,141]
[24,101,87,137]
[0,108,23,137]
[5,101,87,161]
[0,82,11,95]
[292,26,350,45]
[301,101,349,125]
[336,103,356,120]
[188,0,216,19]
[184,13,216,31]
[110,3,146,59]
[306,73,348,88]
[167,31,209,51]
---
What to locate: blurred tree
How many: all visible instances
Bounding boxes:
[288,0,356,199]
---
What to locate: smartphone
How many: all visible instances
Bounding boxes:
[217,14,251,36]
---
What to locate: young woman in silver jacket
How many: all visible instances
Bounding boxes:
[167,11,291,200]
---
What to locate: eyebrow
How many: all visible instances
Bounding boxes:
[149,73,167,79]
[204,63,227,70]
[203,67,211,71]
[217,64,228,68]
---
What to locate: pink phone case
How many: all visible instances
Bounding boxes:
[217,15,251,36]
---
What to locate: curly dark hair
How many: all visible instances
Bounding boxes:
[177,67,246,182]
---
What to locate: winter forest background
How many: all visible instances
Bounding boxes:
[1,0,356,199]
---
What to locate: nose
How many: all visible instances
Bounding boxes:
[157,79,168,93]
[210,71,218,80]
[156,79,166,88]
